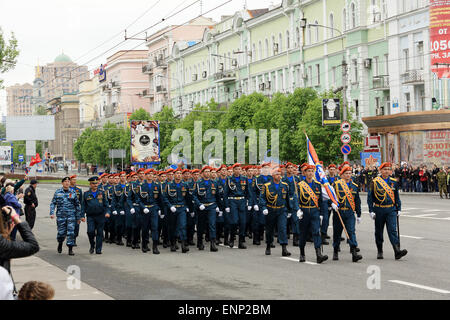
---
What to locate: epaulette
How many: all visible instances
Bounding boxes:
[281,181,288,186]
[264,182,271,187]
[390,177,398,182]
[352,182,359,188]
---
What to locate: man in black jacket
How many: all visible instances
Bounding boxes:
[24,180,39,230]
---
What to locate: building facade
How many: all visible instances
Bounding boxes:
[6,83,33,116]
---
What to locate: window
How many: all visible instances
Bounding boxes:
[329,14,335,38]
[272,35,277,54]
[403,49,409,72]
[307,25,312,45]
[258,41,262,60]
[279,33,283,52]
[405,92,411,112]
[252,44,256,62]
[352,59,358,83]
[286,31,290,49]
[351,2,356,29]
[355,100,360,118]
[265,38,269,58]
[384,54,389,75]
[416,41,424,69]
[296,27,300,47]
[373,56,379,76]
[331,67,337,85]
[316,64,320,86]
[314,20,319,42]
[308,66,312,87]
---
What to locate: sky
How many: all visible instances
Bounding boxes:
[0,0,281,116]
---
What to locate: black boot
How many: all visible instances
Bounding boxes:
[265,243,271,255]
[393,244,407,260]
[170,240,177,252]
[116,235,124,246]
[229,234,235,248]
[210,239,218,252]
[270,242,275,248]
[197,238,204,251]
[253,233,260,245]
[152,242,160,255]
[351,246,362,262]
[321,233,329,245]
[282,244,291,257]
[68,246,74,256]
[238,236,247,249]
[57,242,63,254]
[299,247,306,262]
[293,234,299,247]
[142,242,149,253]
[182,240,189,253]
[315,247,328,264]
[89,245,95,254]
[377,244,384,259]
[333,247,339,261]
[126,239,132,247]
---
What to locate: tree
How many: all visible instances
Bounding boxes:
[34,105,48,115]
[0,28,19,88]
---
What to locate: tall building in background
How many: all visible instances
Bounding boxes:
[6,83,33,116]
[37,53,89,102]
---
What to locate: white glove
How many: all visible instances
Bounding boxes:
[331,203,338,211]
[225,208,230,213]
[190,211,195,218]
[320,216,323,224]
[253,205,259,211]
[112,211,118,215]
[397,211,401,217]
[370,212,376,220]
[218,211,223,217]
[297,209,303,220]
[199,204,206,211]
[247,206,252,211]
[170,206,176,213]
[130,208,135,214]
[357,217,362,224]
[143,208,150,214]
[186,208,189,213]
[263,209,269,216]
[120,211,125,215]
[287,213,292,219]
[216,207,220,213]
[158,210,161,215]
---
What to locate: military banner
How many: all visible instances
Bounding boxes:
[131,120,161,165]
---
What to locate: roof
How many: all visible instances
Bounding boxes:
[54,53,72,63]
[248,9,270,19]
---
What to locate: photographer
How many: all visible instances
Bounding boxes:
[0,205,40,275]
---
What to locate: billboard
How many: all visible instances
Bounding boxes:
[430,0,450,79]
[400,130,450,167]
[131,120,161,164]
[322,99,341,126]
[360,152,381,168]
[0,146,12,166]
[6,116,55,141]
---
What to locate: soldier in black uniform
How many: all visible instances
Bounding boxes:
[24,180,39,230]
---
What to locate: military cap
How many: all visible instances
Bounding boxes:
[201,166,212,173]
[88,177,99,182]
[231,163,241,169]
[61,177,70,183]
[328,164,337,169]
[70,175,77,180]
[261,163,271,167]
[379,162,392,170]
[137,168,145,173]
[339,165,352,175]
[30,179,38,185]
[304,164,315,171]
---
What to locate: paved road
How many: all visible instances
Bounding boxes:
[27,184,450,300]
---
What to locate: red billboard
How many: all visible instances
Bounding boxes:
[430,0,450,79]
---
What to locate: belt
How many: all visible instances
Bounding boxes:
[229,197,244,200]
[144,204,156,208]
[202,203,214,206]
[267,205,284,209]
[300,206,318,209]
[374,204,394,208]
[174,204,184,208]
[337,207,352,211]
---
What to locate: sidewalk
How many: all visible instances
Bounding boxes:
[11,256,113,300]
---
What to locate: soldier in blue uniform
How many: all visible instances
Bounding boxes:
[224,163,251,249]
[82,177,110,254]
[158,170,171,248]
[137,169,162,254]
[260,168,292,256]
[50,177,82,256]
[368,162,407,260]
[69,175,83,247]
[331,165,362,262]
[123,172,136,247]
[192,166,221,252]
[185,169,197,246]
[283,162,300,247]
[215,165,228,245]
[255,163,272,245]
[130,170,144,249]
[111,172,127,246]
[162,168,190,253]
[246,165,260,245]
[320,164,339,245]
[297,165,328,264]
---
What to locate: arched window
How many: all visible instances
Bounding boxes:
[258,41,262,60]
[343,8,347,31]
[329,13,334,38]
[295,27,300,47]
[314,20,319,43]
[272,35,277,54]
[265,38,269,58]
[252,43,256,62]
[286,30,290,49]
[279,33,283,52]
[351,2,356,29]
[244,45,248,64]
[307,25,311,45]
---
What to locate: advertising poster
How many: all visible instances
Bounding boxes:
[386,133,397,164]
[430,0,450,79]
[0,146,12,165]
[360,152,382,168]
[322,99,341,126]
[400,130,450,167]
[131,120,161,164]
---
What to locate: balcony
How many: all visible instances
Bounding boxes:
[214,72,237,83]
[372,75,390,91]
[155,85,167,93]
[155,59,167,69]
[142,89,154,99]
[142,64,154,74]
[401,69,424,85]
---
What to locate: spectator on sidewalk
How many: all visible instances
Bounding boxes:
[18,281,55,300]
[4,184,25,241]
[24,180,39,230]
[0,266,15,300]
[432,164,440,192]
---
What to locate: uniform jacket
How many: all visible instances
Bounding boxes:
[24,186,38,208]
[223,175,250,208]
[259,181,292,212]
[192,179,221,208]
[298,179,323,210]
[137,181,162,210]
[82,189,109,217]
[162,181,190,208]
[50,188,81,219]
[332,179,362,217]
[367,176,401,212]
[282,175,299,212]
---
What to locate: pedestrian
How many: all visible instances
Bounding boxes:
[18,281,55,300]
[437,167,448,199]
[0,266,15,300]
[332,165,362,262]
[23,180,39,231]
[367,162,407,260]
[82,177,110,255]
[49,177,82,256]
[4,184,24,241]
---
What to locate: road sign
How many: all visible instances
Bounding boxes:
[341,121,351,132]
[341,133,351,144]
[18,154,24,162]
[341,144,352,156]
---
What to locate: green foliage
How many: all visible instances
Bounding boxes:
[34,105,48,115]
[0,28,19,88]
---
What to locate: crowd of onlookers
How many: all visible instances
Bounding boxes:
[346,163,450,196]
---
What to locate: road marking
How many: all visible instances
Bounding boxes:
[410,214,437,218]
[389,280,450,294]
[403,215,450,221]
[281,257,318,265]
[400,235,424,240]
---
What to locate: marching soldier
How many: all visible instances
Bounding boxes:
[104,174,116,243]
[216,165,228,245]
[437,167,448,199]
[320,164,339,244]
[247,166,260,245]
[162,168,190,253]
[98,173,108,191]
[24,180,39,230]
[82,177,110,254]
[283,163,300,247]
[192,166,220,252]
[186,169,197,246]
[159,171,171,248]
[50,177,82,256]
[130,172,143,249]
[368,162,407,260]
[255,163,272,245]
[111,172,127,246]
[260,168,292,257]
[332,165,362,262]
[123,173,135,247]
[297,165,328,264]
[69,175,83,247]
[137,169,162,254]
